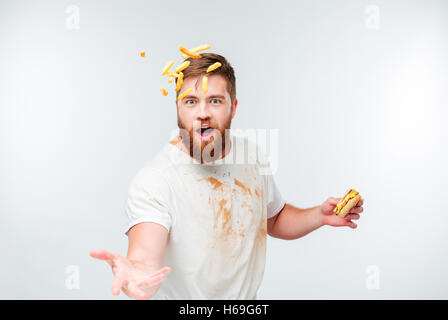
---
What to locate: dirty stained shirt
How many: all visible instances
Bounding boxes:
[124,135,286,299]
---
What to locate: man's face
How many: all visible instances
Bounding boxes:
[176,74,237,163]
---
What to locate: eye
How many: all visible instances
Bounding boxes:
[211,98,221,104]
[185,99,195,105]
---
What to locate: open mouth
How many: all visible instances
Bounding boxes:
[195,125,215,140]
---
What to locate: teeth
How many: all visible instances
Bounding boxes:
[197,126,213,135]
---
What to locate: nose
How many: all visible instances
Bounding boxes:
[196,101,211,121]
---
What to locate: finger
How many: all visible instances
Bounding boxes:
[127,282,148,300]
[149,266,171,278]
[90,249,116,261]
[140,273,167,288]
[140,278,164,290]
[90,249,118,267]
[111,273,126,296]
[347,213,360,220]
[347,221,357,229]
[356,197,364,207]
[350,206,363,214]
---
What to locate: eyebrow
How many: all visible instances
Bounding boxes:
[209,95,226,100]
[182,94,226,100]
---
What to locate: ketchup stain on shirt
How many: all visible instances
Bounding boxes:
[234,178,252,196]
[197,170,266,258]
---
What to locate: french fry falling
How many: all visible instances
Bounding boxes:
[179,45,202,59]
[140,51,146,58]
[207,62,222,73]
[160,87,168,96]
[202,75,208,94]
[161,61,174,76]
[178,88,192,101]
[175,60,190,73]
[176,72,184,92]
[168,77,173,83]
[181,44,211,59]
[175,72,184,91]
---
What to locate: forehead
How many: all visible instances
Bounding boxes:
[182,74,229,97]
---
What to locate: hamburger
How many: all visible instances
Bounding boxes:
[333,189,361,218]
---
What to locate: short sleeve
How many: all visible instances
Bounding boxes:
[265,172,286,219]
[124,167,173,235]
[250,137,286,219]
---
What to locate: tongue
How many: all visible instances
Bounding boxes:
[202,128,213,135]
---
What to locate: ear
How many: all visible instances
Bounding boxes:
[231,98,238,119]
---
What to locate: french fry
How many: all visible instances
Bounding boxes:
[179,45,202,59]
[202,75,208,94]
[206,62,222,73]
[181,44,211,59]
[161,61,174,76]
[168,71,180,78]
[140,51,146,58]
[175,60,190,73]
[176,72,184,91]
[177,88,192,101]
[160,87,168,96]
[168,77,173,83]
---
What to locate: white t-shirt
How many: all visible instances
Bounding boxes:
[123,134,285,299]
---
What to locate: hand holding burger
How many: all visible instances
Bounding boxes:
[319,189,364,228]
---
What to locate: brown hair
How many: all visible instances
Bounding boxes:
[175,53,236,104]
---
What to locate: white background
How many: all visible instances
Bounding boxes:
[0,0,447,299]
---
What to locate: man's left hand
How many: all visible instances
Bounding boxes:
[319,196,364,229]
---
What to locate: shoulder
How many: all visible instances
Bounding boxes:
[232,134,273,175]
[230,134,266,165]
[128,150,174,198]
[131,164,166,187]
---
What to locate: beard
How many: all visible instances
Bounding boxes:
[177,116,232,164]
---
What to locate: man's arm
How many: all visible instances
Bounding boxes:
[127,222,168,269]
[125,222,170,297]
[267,204,323,240]
[90,222,171,300]
[267,197,364,240]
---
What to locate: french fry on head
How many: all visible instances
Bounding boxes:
[160,87,168,96]
[179,45,202,59]
[175,61,190,73]
[181,44,211,59]
[207,62,222,73]
[161,61,174,76]
[168,77,173,83]
[202,75,208,94]
[178,88,192,101]
[176,72,184,92]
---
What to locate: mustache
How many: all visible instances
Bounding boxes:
[192,121,215,130]
[177,117,233,139]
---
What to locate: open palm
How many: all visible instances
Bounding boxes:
[90,249,171,300]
